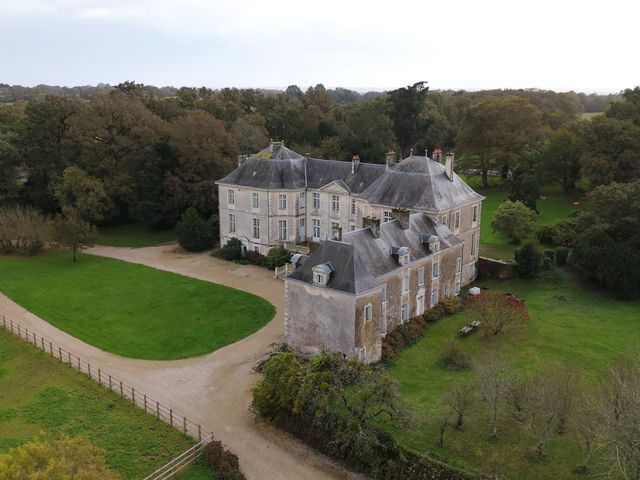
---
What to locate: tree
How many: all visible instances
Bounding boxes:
[476,347,511,438]
[444,382,477,429]
[0,435,119,480]
[339,99,395,163]
[491,200,536,244]
[175,207,216,252]
[537,126,582,192]
[514,241,544,278]
[465,291,529,336]
[265,246,290,269]
[386,82,431,157]
[50,207,99,262]
[456,97,544,187]
[231,116,269,153]
[0,206,48,255]
[220,238,242,261]
[508,171,541,213]
[53,166,112,223]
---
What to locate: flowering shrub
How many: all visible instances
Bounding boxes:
[204,439,246,480]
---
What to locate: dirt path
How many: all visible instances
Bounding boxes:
[0,244,367,480]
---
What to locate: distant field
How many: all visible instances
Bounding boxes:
[98,223,176,248]
[580,111,603,119]
[0,251,274,360]
[0,328,212,479]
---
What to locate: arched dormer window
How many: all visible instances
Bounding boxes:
[391,246,411,265]
[312,262,333,287]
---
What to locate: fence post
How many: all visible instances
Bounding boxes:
[156,401,160,419]
[68,352,71,365]
[98,369,101,385]
[10,318,14,333]
[41,337,45,350]
[198,424,202,441]
[49,341,53,355]
[77,357,81,371]
[109,375,112,390]
[170,409,173,426]
[88,363,91,378]
[120,381,123,397]
[58,347,62,361]
[32,332,36,345]
[183,416,187,434]
[132,388,135,405]
[144,394,147,413]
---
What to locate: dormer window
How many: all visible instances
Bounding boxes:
[422,234,440,254]
[312,262,333,287]
[392,246,411,265]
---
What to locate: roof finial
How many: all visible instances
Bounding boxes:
[425,149,428,158]
[410,148,414,157]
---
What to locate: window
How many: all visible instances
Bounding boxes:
[228,213,236,234]
[470,263,476,279]
[400,252,410,265]
[253,246,259,253]
[312,219,321,239]
[383,211,392,223]
[431,287,438,306]
[278,194,287,210]
[454,211,461,230]
[364,303,372,323]
[351,199,356,216]
[443,285,449,298]
[432,241,440,253]
[314,273,326,285]
[416,294,424,316]
[432,262,440,278]
[278,220,287,240]
[472,205,478,224]
[299,191,306,208]
[456,257,462,273]
[227,189,235,205]
[441,214,448,225]
[382,283,387,302]
[331,195,340,213]
[312,192,320,209]
[418,267,425,286]
[402,269,409,293]
[252,218,260,239]
[381,303,387,335]
[455,280,461,294]
[252,192,259,209]
[471,233,477,256]
[401,303,409,323]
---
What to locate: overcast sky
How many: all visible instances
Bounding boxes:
[1,0,637,93]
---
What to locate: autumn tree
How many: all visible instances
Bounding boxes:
[465,291,529,336]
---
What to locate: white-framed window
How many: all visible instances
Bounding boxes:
[441,214,448,225]
[431,287,438,306]
[278,220,287,240]
[418,267,425,286]
[471,233,477,256]
[470,263,476,279]
[432,261,440,278]
[331,195,340,213]
[382,283,387,302]
[299,191,306,208]
[455,280,461,294]
[314,273,326,285]
[401,303,409,323]
[312,192,320,209]
[443,285,449,298]
[312,219,321,239]
[472,205,478,224]
[454,211,461,230]
[456,257,462,273]
[402,269,409,293]
[364,303,372,323]
[416,294,425,316]
[227,189,235,205]
[228,213,236,234]
[252,192,259,209]
[432,241,440,253]
[383,211,392,223]
[252,218,260,239]
[400,252,410,265]
[351,199,356,216]
[278,194,287,210]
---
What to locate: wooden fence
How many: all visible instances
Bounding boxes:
[0,314,213,478]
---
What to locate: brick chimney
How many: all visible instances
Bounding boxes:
[385,150,396,169]
[238,154,248,166]
[351,154,360,174]
[445,153,455,181]
[391,208,411,229]
[362,217,381,239]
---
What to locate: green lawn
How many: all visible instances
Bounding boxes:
[0,328,212,479]
[477,183,583,261]
[385,269,640,479]
[0,251,275,360]
[98,223,176,248]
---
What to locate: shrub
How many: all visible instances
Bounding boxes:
[440,342,472,370]
[245,250,267,267]
[555,246,570,265]
[514,241,544,278]
[535,218,579,247]
[381,316,428,362]
[543,248,556,263]
[491,200,536,244]
[204,439,246,480]
[175,208,215,252]
[220,238,243,261]
[0,206,48,256]
[441,296,462,314]
[423,302,447,322]
[265,246,290,269]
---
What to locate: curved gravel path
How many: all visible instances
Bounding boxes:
[0,244,367,480]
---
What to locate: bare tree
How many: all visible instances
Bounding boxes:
[548,366,581,434]
[0,206,48,255]
[436,410,448,447]
[444,382,477,429]
[476,347,511,438]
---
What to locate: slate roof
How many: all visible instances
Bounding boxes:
[358,155,484,211]
[305,158,385,194]
[289,212,461,294]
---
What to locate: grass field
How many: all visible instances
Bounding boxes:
[0,251,274,360]
[385,268,640,479]
[0,328,211,479]
[475,183,583,261]
[98,223,176,247]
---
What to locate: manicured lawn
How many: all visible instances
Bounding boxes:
[0,328,212,479]
[0,251,275,360]
[476,183,583,261]
[98,223,176,247]
[385,269,640,479]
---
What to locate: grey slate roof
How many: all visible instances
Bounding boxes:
[358,155,484,211]
[305,158,385,194]
[289,212,461,293]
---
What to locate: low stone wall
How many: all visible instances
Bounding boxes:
[478,256,516,280]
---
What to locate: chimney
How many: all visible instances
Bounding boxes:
[237,154,248,166]
[269,140,283,153]
[362,217,381,239]
[445,153,455,181]
[332,226,343,241]
[385,150,396,169]
[391,208,411,230]
[433,148,443,163]
[351,154,360,174]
